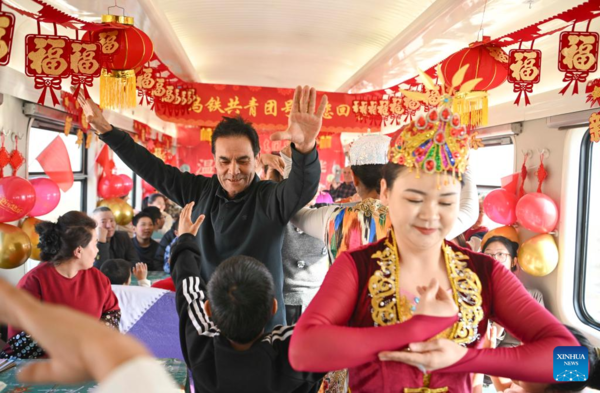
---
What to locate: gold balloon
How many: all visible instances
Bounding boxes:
[98,198,134,226]
[481,226,519,247]
[518,234,559,277]
[0,223,32,269]
[20,217,42,261]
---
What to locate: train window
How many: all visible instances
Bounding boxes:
[28,126,88,219]
[28,127,84,173]
[575,129,600,327]
[469,136,515,189]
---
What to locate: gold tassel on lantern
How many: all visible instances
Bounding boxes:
[451,92,488,128]
[201,128,213,143]
[100,68,137,110]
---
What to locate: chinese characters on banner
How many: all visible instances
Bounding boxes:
[25,34,71,106]
[0,11,15,66]
[558,31,598,95]
[155,84,373,133]
[508,49,542,106]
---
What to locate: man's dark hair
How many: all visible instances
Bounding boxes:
[142,206,161,225]
[211,116,260,157]
[93,206,112,214]
[351,164,384,194]
[132,212,154,227]
[208,256,274,344]
[100,259,131,285]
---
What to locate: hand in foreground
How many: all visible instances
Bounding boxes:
[0,278,149,384]
[269,86,328,153]
[177,202,205,237]
[413,278,459,318]
[73,88,112,134]
[133,262,148,281]
[378,338,468,373]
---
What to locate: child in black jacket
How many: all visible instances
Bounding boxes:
[171,202,324,393]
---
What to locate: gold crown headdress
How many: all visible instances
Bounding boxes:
[388,107,475,180]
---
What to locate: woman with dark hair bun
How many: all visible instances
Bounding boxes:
[1,211,120,360]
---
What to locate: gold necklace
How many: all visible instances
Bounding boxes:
[368,230,483,346]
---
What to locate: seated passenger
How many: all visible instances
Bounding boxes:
[1,211,120,359]
[132,212,163,271]
[93,206,138,269]
[101,260,150,287]
[143,206,166,241]
[171,203,324,393]
[143,193,174,238]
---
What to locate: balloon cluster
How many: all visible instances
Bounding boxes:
[0,176,62,268]
[483,189,559,277]
[98,174,134,199]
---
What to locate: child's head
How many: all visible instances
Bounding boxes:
[206,256,276,345]
[100,259,132,285]
[515,326,599,392]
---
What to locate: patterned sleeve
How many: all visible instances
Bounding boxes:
[102,309,122,330]
[1,332,45,359]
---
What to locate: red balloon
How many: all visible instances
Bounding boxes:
[141,179,156,194]
[516,193,559,233]
[98,175,125,199]
[28,178,61,217]
[483,189,518,225]
[0,176,36,222]
[119,174,134,194]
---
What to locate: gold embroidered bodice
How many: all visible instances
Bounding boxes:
[368,230,484,346]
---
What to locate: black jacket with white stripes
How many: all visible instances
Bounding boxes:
[171,234,324,393]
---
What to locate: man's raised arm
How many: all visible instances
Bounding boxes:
[83,96,208,207]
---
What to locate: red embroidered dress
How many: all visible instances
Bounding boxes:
[290,232,577,393]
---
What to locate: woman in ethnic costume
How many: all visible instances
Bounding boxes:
[287,133,478,263]
[289,107,578,393]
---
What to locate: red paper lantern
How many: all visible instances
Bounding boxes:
[85,15,153,109]
[440,41,508,92]
[440,39,508,127]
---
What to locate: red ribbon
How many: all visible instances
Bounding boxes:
[71,75,94,100]
[34,76,62,106]
[559,71,589,95]
[512,82,534,106]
